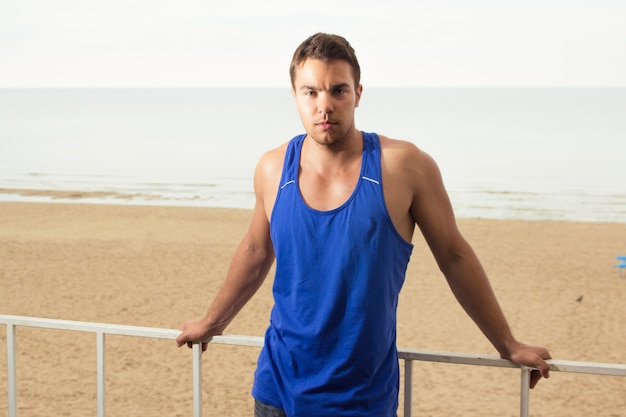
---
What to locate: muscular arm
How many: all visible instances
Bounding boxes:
[410,151,517,354]
[184,204,274,336]
[384,138,551,387]
[176,149,281,349]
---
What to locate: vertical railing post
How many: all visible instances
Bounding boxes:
[404,359,413,417]
[519,366,531,417]
[96,332,106,417]
[192,342,203,417]
[7,323,17,417]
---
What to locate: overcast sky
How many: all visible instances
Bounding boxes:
[1,0,625,88]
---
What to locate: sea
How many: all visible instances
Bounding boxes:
[0,88,624,223]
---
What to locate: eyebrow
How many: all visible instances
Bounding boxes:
[299,82,352,92]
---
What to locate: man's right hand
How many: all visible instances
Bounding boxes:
[176,318,212,351]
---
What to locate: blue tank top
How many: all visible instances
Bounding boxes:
[252,132,414,417]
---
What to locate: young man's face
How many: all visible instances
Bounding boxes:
[291,58,362,147]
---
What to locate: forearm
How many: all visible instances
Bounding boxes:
[201,238,274,335]
[441,250,518,358]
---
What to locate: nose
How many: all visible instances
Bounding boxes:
[317,92,333,114]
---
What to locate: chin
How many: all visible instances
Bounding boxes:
[309,129,345,145]
[309,134,339,146]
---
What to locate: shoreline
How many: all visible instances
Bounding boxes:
[1,201,625,416]
[1,186,624,223]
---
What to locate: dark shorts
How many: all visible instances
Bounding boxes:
[254,399,286,417]
[254,399,399,417]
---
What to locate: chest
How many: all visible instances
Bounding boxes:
[298,159,362,212]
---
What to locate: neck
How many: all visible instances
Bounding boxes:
[302,130,363,173]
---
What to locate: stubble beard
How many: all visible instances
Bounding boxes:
[308,122,354,149]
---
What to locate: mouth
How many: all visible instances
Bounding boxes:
[316,120,337,129]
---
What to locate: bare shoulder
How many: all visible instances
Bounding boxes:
[378,135,437,180]
[377,135,443,241]
[255,141,288,181]
[254,141,289,219]
[379,134,457,243]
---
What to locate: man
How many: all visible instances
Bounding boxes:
[177,33,551,417]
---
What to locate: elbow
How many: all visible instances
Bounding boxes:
[436,240,479,279]
[437,251,466,277]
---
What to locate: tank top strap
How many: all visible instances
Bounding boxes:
[278,134,306,190]
[360,132,382,185]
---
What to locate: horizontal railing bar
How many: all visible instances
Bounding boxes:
[2,315,624,377]
[209,334,265,347]
[0,315,179,340]
[0,314,264,347]
[547,359,626,377]
[398,348,626,377]
[399,349,518,369]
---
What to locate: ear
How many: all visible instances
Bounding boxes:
[355,84,363,108]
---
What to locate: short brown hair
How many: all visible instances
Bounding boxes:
[289,33,361,88]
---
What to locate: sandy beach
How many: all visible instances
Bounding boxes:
[1,201,624,416]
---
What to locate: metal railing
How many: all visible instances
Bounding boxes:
[2,314,625,417]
